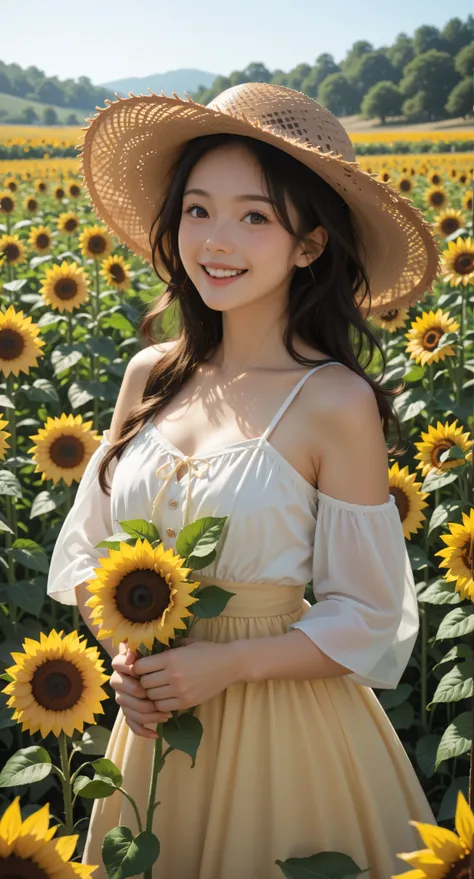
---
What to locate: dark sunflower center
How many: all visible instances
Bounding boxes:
[54,278,79,300]
[110,264,125,283]
[444,851,471,878]
[8,182,17,192]
[3,244,20,262]
[32,659,83,711]
[0,855,50,879]
[382,172,390,182]
[27,199,37,211]
[55,188,65,199]
[422,327,442,350]
[88,234,106,255]
[64,218,78,232]
[430,190,445,206]
[49,434,85,469]
[38,183,46,192]
[441,217,460,235]
[461,539,474,576]
[454,253,474,275]
[1,197,14,212]
[36,234,50,249]
[380,309,399,322]
[115,571,172,623]
[388,487,407,521]
[70,185,80,197]
[0,329,25,361]
[431,174,441,185]
[433,440,455,466]
[399,179,411,191]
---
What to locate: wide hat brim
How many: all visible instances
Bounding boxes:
[78,84,442,315]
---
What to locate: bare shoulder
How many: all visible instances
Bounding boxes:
[304,363,390,504]
[108,340,178,443]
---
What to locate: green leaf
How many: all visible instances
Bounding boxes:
[51,344,84,375]
[386,702,415,730]
[428,501,463,535]
[436,606,474,640]
[102,827,160,879]
[163,713,203,768]
[192,585,236,619]
[434,644,472,669]
[422,469,459,493]
[429,662,474,707]
[30,490,64,519]
[416,734,448,779]
[0,747,52,787]
[417,578,461,605]
[22,378,60,405]
[112,519,160,543]
[7,580,44,616]
[439,445,465,463]
[436,712,471,769]
[403,364,425,383]
[378,683,413,711]
[393,388,428,421]
[102,312,135,334]
[437,778,469,821]
[0,470,22,499]
[275,851,370,878]
[10,539,50,574]
[73,775,117,799]
[91,758,123,787]
[72,725,111,755]
[175,516,227,570]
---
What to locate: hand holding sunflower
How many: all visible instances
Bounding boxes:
[134,637,240,712]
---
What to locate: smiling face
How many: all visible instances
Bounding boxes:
[178,142,327,314]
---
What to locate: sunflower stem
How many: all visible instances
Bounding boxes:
[455,284,466,405]
[118,788,143,834]
[58,731,75,836]
[144,723,164,878]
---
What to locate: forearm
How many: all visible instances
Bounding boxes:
[230,630,352,683]
[74,582,119,661]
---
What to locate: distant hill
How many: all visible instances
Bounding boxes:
[99,69,218,100]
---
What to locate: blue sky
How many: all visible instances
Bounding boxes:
[6,0,473,85]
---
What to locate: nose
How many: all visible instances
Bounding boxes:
[204,220,235,254]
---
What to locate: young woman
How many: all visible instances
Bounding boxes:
[47,82,440,877]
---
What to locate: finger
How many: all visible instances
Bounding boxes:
[124,647,137,666]
[111,655,139,678]
[121,705,171,726]
[153,698,179,712]
[139,670,169,691]
[115,691,161,715]
[146,685,174,702]
[124,716,159,739]
[110,672,149,700]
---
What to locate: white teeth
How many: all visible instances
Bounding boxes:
[203,266,245,278]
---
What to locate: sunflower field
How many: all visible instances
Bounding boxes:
[0,136,473,874]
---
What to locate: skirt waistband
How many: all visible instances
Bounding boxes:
[188,574,308,618]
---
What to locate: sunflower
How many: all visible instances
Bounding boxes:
[3,629,109,738]
[4,176,17,192]
[441,236,474,287]
[432,209,466,239]
[39,262,89,313]
[28,225,52,254]
[397,176,412,194]
[0,233,27,266]
[34,179,47,194]
[414,420,472,478]
[101,254,132,290]
[462,191,472,213]
[28,415,101,485]
[0,191,15,214]
[85,540,200,650]
[405,308,459,366]
[0,797,97,878]
[379,171,391,183]
[0,413,11,460]
[424,186,447,210]
[0,305,45,377]
[79,224,114,261]
[54,185,66,200]
[392,789,473,878]
[57,211,79,234]
[435,508,474,602]
[371,308,409,332]
[428,170,442,186]
[23,195,38,213]
[67,181,81,198]
[388,462,428,540]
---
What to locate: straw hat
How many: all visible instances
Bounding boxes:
[79,82,441,314]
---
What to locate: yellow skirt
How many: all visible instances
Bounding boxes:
[82,577,436,878]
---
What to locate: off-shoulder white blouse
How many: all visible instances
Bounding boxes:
[46,361,419,690]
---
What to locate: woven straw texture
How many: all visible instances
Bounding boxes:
[79,82,442,314]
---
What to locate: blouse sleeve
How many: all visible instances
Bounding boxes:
[288,489,419,690]
[46,430,118,606]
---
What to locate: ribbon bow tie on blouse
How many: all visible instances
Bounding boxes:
[151,453,212,527]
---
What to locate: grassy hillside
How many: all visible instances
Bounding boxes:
[0,93,88,125]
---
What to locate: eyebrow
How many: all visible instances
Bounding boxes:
[183,188,272,204]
